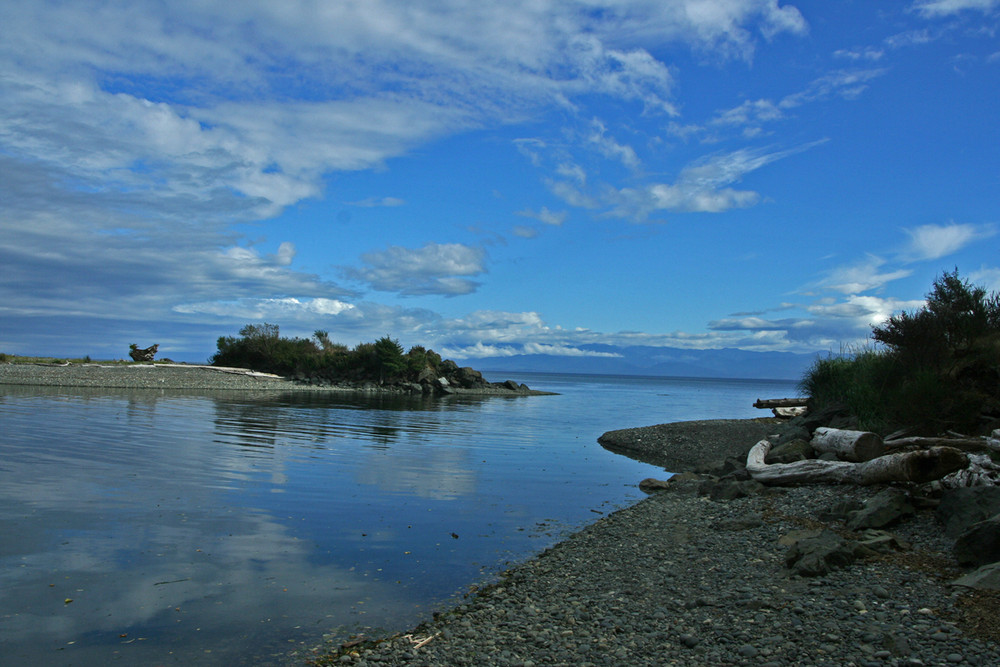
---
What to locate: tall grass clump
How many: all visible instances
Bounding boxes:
[800,270,1000,435]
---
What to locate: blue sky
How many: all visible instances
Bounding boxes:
[1,0,999,364]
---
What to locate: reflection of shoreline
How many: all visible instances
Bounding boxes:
[0,364,556,395]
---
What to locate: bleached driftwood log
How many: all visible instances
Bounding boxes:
[811,427,885,462]
[884,435,1000,454]
[747,439,969,486]
[939,453,1000,488]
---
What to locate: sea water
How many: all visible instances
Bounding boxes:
[0,372,797,665]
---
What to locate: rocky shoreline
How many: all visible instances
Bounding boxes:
[308,419,1000,667]
[0,362,551,396]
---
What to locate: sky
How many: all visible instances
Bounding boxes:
[1,0,999,365]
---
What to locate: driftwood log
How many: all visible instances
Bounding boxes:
[884,435,1000,454]
[753,397,809,409]
[941,453,1000,487]
[811,427,885,462]
[747,439,969,486]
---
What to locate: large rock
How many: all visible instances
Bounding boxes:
[954,514,1000,567]
[951,562,1000,591]
[784,529,858,577]
[937,486,1000,538]
[454,366,485,388]
[847,488,915,531]
[765,438,813,464]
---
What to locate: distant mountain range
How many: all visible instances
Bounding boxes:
[454,344,821,381]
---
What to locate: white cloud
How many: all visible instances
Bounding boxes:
[970,266,1000,292]
[834,47,885,61]
[174,297,357,320]
[903,222,996,260]
[913,0,1000,17]
[820,255,913,294]
[779,69,889,109]
[602,142,824,220]
[441,341,622,359]
[516,206,568,226]
[711,98,785,128]
[346,242,488,296]
[273,242,296,266]
[349,196,406,207]
[587,118,642,169]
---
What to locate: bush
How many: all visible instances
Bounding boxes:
[802,270,1000,434]
[210,323,321,375]
[209,324,449,385]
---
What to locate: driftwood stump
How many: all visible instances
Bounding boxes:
[811,427,885,462]
[129,344,158,362]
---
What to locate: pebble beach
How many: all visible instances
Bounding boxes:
[309,424,1000,667]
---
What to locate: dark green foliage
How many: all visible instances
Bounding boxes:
[209,324,448,385]
[210,323,321,376]
[872,269,1000,368]
[801,270,1000,434]
[373,336,406,383]
[405,345,442,376]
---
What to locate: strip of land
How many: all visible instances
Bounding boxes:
[0,362,550,395]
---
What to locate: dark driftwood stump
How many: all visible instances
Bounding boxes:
[129,344,158,361]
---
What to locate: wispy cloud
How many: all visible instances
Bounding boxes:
[819,255,913,294]
[913,0,1000,18]
[344,242,488,296]
[587,119,641,169]
[516,206,568,226]
[902,222,996,260]
[600,142,826,221]
[349,196,406,207]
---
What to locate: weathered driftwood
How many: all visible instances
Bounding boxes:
[884,436,1000,454]
[129,343,158,362]
[754,397,809,409]
[940,453,1000,488]
[747,439,969,486]
[811,427,885,462]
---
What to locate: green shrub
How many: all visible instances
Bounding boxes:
[209,324,448,385]
[802,270,1000,434]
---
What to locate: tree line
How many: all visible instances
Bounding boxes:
[210,324,445,384]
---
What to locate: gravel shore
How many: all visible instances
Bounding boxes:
[0,362,303,390]
[311,420,1000,667]
[597,418,782,472]
[0,363,546,395]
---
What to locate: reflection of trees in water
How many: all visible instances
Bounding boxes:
[205,391,486,499]
[207,391,498,454]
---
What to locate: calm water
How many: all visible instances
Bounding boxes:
[0,372,797,665]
